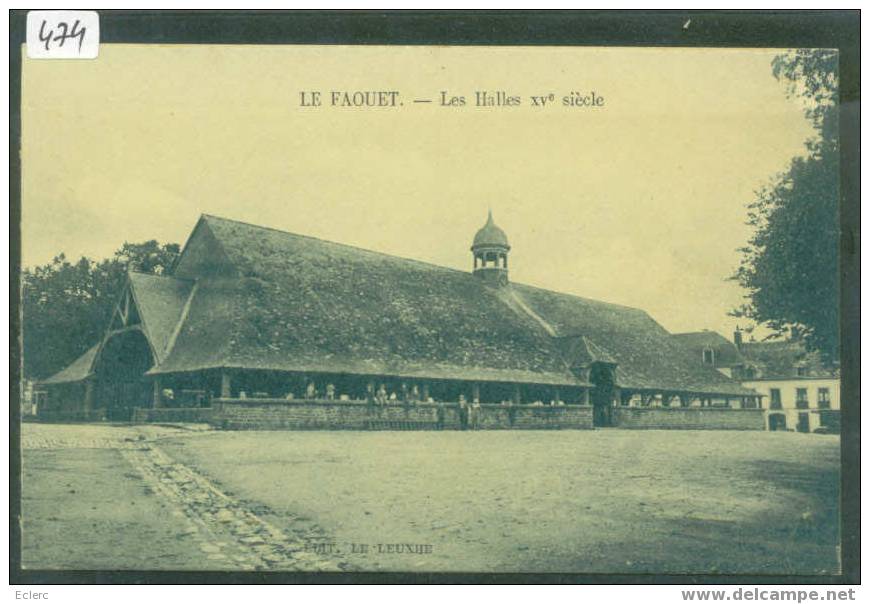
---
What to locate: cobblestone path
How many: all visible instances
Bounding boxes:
[22,424,352,572]
[120,443,352,571]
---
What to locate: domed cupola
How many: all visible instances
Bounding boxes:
[471,210,510,285]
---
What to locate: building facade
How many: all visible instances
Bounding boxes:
[674,330,840,433]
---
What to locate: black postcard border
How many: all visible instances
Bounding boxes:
[8,9,860,586]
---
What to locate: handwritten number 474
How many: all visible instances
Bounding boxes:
[39,19,87,52]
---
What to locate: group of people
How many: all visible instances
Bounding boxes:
[371,383,438,405]
[281,382,434,405]
[278,381,572,408]
[282,382,341,401]
[457,395,483,429]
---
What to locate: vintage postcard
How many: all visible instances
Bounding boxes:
[10,11,859,584]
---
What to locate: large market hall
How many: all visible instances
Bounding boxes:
[40,212,760,428]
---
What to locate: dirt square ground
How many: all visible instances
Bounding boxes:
[20,424,840,575]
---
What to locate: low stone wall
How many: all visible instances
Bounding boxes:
[211,399,595,431]
[611,407,765,430]
[31,408,107,423]
[212,399,436,430]
[131,407,215,424]
[476,404,594,430]
[211,399,762,431]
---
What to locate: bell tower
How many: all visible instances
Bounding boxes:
[471,210,510,286]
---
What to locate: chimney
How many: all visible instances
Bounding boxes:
[733,327,743,348]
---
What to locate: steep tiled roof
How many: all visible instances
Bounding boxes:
[128,271,194,363]
[145,215,752,395]
[738,340,838,380]
[555,335,617,367]
[513,286,752,394]
[44,214,755,396]
[41,343,100,385]
[674,331,839,381]
[41,272,193,385]
[672,331,745,369]
[151,216,579,385]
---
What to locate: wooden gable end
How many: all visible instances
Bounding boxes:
[99,277,160,372]
[110,284,142,330]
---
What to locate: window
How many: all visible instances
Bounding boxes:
[796,388,809,409]
[769,388,782,410]
[702,348,715,365]
[818,388,831,409]
[796,366,808,377]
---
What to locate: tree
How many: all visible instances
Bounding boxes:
[22,241,180,380]
[731,49,839,362]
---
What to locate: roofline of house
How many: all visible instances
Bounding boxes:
[617,385,759,397]
[741,376,840,383]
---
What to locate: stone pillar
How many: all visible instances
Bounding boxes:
[152,377,162,408]
[512,384,522,405]
[422,384,430,402]
[220,372,232,398]
[83,379,94,414]
[472,383,480,403]
[582,388,590,405]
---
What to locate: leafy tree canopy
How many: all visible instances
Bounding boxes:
[732,49,839,362]
[23,240,180,380]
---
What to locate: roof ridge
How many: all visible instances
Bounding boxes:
[496,286,558,337]
[511,281,648,314]
[202,214,470,276]
[673,331,715,336]
[581,335,618,364]
[159,281,200,364]
[128,269,194,282]
[672,331,733,341]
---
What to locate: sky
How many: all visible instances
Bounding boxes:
[21,44,816,337]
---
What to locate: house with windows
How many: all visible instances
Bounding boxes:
[672,330,746,379]
[674,330,840,433]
